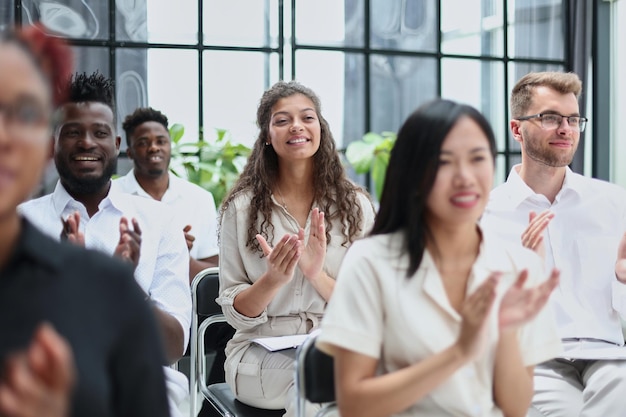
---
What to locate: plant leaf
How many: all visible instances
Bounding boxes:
[372,151,390,201]
[345,141,375,174]
[169,123,185,144]
[362,132,384,145]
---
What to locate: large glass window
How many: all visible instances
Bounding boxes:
[9,0,571,189]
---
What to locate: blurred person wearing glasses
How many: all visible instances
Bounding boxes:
[481,71,626,416]
[0,25,170,417]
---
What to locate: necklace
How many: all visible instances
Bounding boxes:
[275,185,288,209]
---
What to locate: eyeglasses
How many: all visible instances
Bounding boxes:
[0,98,51,142]
[516,113,588,132]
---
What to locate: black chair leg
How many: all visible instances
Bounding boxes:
[197,400,223,417]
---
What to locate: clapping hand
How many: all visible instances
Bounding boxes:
[60,212,84,246]
[499,268,560,333]
[183,225,195,251]
[114,217,141,270]
[521,210,554,262]
[0,324,76,417]
[616,232,626,283]
[456,273,499,361]
[256,233,302,286]
[297,208,326,281]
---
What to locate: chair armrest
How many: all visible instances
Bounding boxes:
[197,314,229,400]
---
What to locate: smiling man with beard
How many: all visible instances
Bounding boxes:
[481,71,626,417]
[18,72,192,417]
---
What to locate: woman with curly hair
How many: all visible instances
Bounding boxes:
[217,80,375,416]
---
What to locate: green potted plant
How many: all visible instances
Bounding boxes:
[345,131,397,201]
[169,124,251,206]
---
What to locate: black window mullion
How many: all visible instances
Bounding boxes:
[198,0,204,141]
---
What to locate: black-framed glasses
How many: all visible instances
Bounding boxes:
[516,113,588,132]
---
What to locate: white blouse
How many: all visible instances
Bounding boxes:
[317,229,562,417]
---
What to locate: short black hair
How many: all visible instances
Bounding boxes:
[64,71,115,122]
[122,107,169,147]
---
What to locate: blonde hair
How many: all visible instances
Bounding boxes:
[510,71,582,118]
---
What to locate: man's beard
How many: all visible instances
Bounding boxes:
[522,129,577,168]
[147,167,166,177]
[55,157,117,196]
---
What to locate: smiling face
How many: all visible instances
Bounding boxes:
[54,101,120,196]
[267,93,321,163]
[512,86,580,168]
[0,42,52,220]
[127,120,171,179]
[425,116,494,229]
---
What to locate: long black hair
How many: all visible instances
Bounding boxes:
[371,99,497,277]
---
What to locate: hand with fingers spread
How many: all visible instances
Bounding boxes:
[60,212,84,246]
[297,208,327,281]
[183,225,195,251]
[499,268,560,333]
[0,323,76,417]
[521,210,554,261]
[456,274,499,361]
[256,233,302,286]
[114,217,142,270]
[616,233,626,284]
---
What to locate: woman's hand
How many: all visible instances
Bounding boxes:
[256,233,302,286]
[0,324,76,417]
[456,274,499,361]
[499,268,559,333]
[298,208,326,281]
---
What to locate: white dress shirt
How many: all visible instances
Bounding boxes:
[317,229,561,417]
[18,180,193,416]
[481,165,626,357]
[114,170,219,260]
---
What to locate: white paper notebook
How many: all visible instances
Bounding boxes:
[251,334,310,352]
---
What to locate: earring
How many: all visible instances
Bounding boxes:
[265,142,270,146]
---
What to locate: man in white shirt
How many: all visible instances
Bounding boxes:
[18,72,192,417]
[481,71,626,416]
[114,107,219,282]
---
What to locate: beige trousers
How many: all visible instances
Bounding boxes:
[225,343,323,417]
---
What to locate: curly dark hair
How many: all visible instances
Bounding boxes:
[122,107,169,147]
[63,71,115,123]
[220,80,372,253]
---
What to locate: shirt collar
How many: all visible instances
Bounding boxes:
[500,164,537,209]
[419,226,515,276]
[559,166,585,199]
[497,164,582,209]
[51,180,77,217]
[122,169,180,201]
[52,180,120,219]
[121,169,149,197]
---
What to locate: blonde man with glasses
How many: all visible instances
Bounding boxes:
[481,71,626,416]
